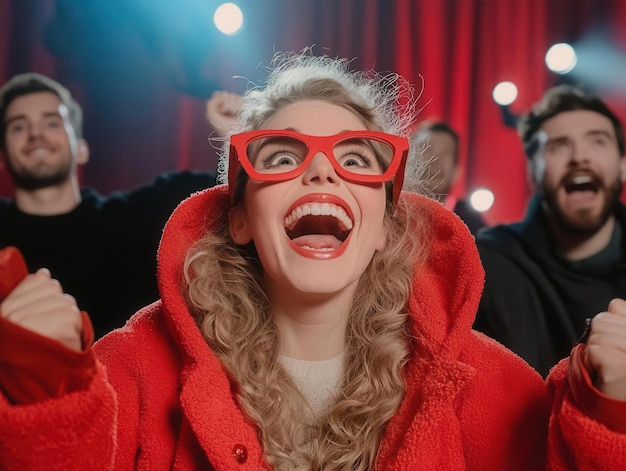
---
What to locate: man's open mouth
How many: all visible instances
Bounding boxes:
[284,202,353,252]
[563,173,600,194]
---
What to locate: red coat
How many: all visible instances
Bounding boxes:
[1,185,625,470]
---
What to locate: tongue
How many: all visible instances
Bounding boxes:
[292,234,342,250]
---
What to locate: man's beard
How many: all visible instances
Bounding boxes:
[542,173,622,236]
[5,158,73,191]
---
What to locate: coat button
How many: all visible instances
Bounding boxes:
[232,444,248,464]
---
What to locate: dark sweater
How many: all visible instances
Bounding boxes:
[453,197,487,235]
[474,195,626,377]
[0,171,216,339]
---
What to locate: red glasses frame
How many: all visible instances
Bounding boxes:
[228,129,409,205]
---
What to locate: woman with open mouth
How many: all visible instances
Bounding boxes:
[1,51,626,470]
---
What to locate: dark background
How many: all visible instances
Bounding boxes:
[3,0,626,224]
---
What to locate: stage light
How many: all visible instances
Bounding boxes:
[214,2,243,35]
[545,43,577,74]
[470,188,494,213]
[492,81,518,106]
[492,82,520,128]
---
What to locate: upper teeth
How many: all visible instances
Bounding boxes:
[572,175,592,184]
[285,202,353,230]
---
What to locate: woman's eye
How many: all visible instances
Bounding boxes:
[268,153,299,167]
[337,146,380,172]
[341,153,371,167]
[250,138,307,172]
[256,148,301,170]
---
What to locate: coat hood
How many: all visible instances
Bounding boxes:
[155,184,489,467]
[157,184,485,365]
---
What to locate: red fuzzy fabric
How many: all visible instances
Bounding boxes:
[1,186,625,469]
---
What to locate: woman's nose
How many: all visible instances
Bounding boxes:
[302,152,340,185]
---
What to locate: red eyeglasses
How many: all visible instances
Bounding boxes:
[228,130,409,205]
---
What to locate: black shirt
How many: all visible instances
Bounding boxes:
[453,198,487,235]
[0,171,216,339]
[474,195,626,377]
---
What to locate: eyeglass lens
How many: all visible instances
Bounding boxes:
[246,135,392,176]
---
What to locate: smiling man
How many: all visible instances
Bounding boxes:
[0,73,216,338]
[474,84,626,377]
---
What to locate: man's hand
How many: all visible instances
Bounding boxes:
[584,298,626,400]
[0,268,83,351]
[205,90,243,138]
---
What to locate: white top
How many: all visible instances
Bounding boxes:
[279,353,345,416]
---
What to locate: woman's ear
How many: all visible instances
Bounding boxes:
[229,205,253,244]
[376,233,386,251]
[376,220,387,251]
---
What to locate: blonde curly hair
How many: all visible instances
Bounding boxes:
[185,50,427,470]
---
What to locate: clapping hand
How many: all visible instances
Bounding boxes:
[205,90,243,139]
[584,298,626,400]
[0,248,82,352]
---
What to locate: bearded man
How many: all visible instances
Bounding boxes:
[474,84,626,377]
[0,73,216,338]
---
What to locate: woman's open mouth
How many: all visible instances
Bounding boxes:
[284,196,354,260]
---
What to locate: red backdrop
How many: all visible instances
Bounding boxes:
[2,0,626,224]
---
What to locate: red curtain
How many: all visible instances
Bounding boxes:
[2,0,625,224]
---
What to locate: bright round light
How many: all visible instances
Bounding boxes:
[213,3,243,35]
[492,81,518,106]
[545,43,577,74]
[469,188,495,213]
